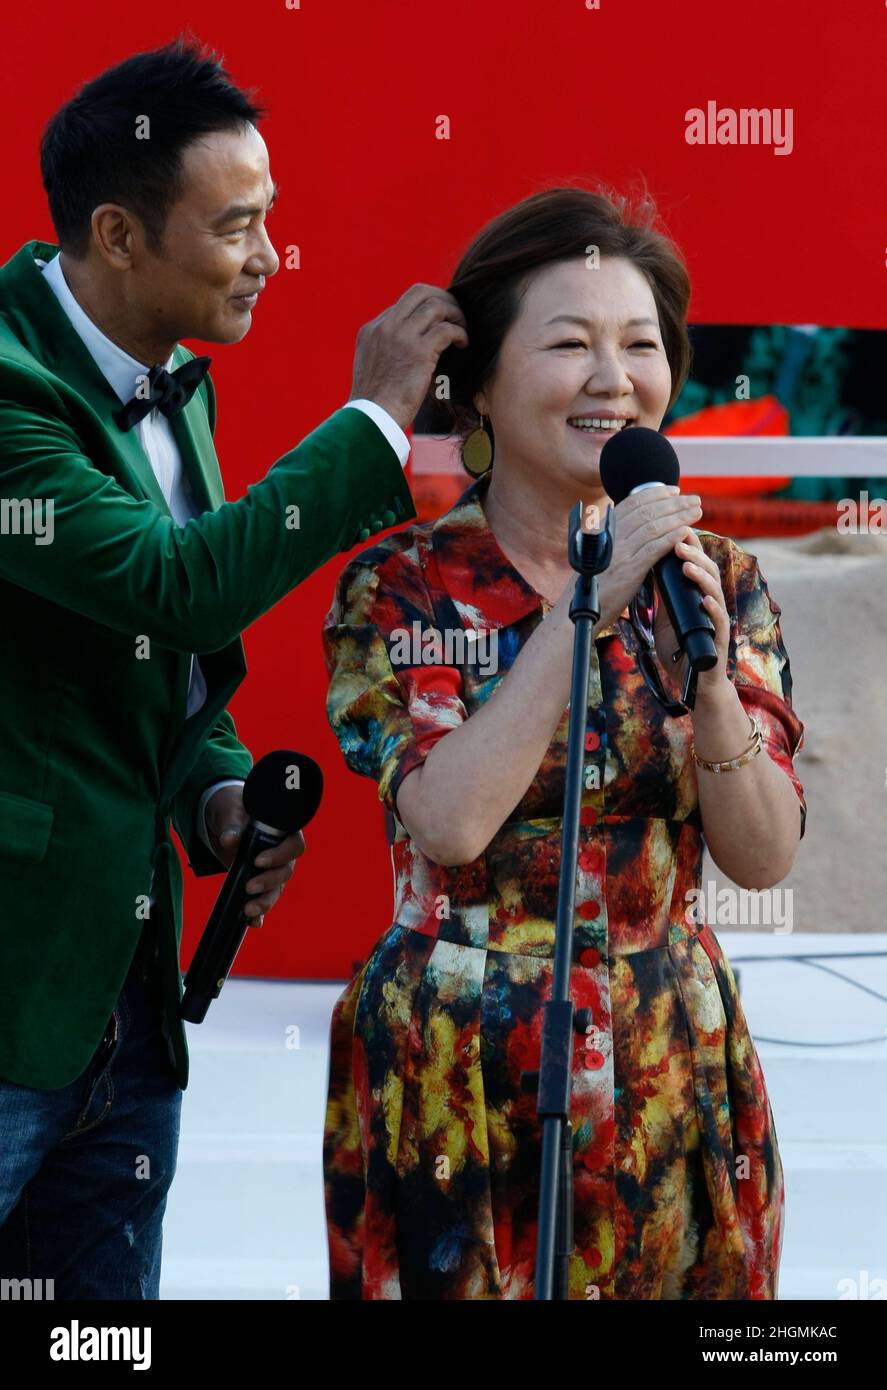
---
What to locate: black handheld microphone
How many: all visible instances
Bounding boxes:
[180,750,323,1023]
[598,426,717,672]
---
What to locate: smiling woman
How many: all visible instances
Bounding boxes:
[322,184,805,1302]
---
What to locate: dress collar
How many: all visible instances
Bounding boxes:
[427,471,625,637]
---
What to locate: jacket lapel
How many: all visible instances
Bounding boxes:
[0,240,219,520]
[167,380,222,515]
[1,240,245,795]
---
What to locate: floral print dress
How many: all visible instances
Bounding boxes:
[321,472,806,1301]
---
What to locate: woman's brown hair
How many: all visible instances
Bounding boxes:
[435,182,693,472]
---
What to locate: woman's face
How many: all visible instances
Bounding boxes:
[474,254,674,499]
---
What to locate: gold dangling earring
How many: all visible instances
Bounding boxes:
[461,412,494,477]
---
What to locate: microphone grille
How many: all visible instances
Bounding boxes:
[242,750,324,833]
[598,425,680,504]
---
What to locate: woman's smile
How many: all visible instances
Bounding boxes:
[567,414,638,441]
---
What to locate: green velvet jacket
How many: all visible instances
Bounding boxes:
[0,239,416,1090]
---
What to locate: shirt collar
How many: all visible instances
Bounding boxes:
[428,471,624,638]
[37,248,174,406]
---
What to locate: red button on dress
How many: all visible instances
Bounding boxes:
[578,900,600,920]
[580,946,601,968]
[585,731,601,752]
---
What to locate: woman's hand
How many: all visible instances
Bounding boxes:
[549,489,702,637]
[581,487,704,634]
[652,529,732,704]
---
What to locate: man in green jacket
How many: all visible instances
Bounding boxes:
[0,36,467,1298]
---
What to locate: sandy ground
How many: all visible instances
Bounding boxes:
[702,528,887,933]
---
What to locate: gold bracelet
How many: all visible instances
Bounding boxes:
[691,712,763,773]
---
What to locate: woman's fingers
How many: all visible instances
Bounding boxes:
[675,537,719,579]
[645,520,701,570]
[614,487,702,574]
[675,543,728,652]
[623,492,702,547]
[596,490,704,635]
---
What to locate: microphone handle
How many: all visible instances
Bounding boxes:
[627,480,717,673]
[652,549,718,672]
[180,821,285,1024]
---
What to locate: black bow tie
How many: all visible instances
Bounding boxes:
[115,356,212,430]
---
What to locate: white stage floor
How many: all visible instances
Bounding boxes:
[159,933,887,1301]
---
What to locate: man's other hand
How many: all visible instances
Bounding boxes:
[204,784,306,926]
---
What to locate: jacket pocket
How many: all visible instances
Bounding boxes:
[0,788,54,863]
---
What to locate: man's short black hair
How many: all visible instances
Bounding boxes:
[40,32,266,259]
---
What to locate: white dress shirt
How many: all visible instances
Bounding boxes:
[35,249,411,858]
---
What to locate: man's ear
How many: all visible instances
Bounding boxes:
[91,204,140,272]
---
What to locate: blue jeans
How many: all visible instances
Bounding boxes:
[0,944,182,1299]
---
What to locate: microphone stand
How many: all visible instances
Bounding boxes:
[524,499,615,1301]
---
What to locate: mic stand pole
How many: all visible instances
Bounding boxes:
[524,499,615,1301]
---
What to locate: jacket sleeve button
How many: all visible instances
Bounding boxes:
[381,509,396,526]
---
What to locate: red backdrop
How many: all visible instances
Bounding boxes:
[3,0,883,978]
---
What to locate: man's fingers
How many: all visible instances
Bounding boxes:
[254,831,305,869]
[398,284,467,327]
[246,857,295,890]
[427,322,469,354]
[245,823,304,902]
[245,881,285,918]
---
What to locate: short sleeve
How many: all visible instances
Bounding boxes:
[722,541,807,840]
[321,550,469,821]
